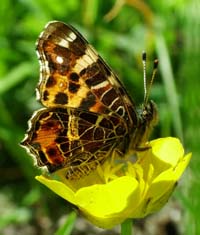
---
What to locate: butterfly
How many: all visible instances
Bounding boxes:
[21,21,158,180]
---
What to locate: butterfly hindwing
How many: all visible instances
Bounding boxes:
[22,107,128,179]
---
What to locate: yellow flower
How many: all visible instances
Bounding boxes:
[36,137,191,229]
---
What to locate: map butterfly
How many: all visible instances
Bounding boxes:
[21,21,158,180]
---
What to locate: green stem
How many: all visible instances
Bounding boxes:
[121,219,133,235]
[55,211,77,235]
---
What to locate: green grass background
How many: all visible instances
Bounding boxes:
[0,0,199,234]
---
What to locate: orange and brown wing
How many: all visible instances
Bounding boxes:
[36,21,137,126]
[21,107,128,179]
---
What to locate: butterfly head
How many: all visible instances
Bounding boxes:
[132,53,159,148]
[141,100,158,128]
[133,99,158,148]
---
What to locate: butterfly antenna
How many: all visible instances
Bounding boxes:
[143,52,159,106]
[142,51,147,104]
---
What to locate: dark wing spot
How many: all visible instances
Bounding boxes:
[42,120,59,130]
[94,127,104,140]
[80,68,86,76]
[116,124,126,135]
[97,58,112,77]
[86,72,106,88]
[35,120,41,131]
[68,82,80,93]
[43,90,49,101]
[81,128,94,140]
[46,146,64,164]
[79,112,98,124]
[39,111,50,120]
[71,37,87,56]
[80,92,96,109]
[102,88,118,106]
[116,106,125,116]
[70,72,79,82]
[46,76,57,88]
[46,147,57,157]
[38,150,48,165]
[60,142,70,153]
[31,132,38,140]
[54,92,68,104]
[55,137,68,144]
[99,118,113,129]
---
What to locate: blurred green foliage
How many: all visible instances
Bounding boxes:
[0,0,199,234]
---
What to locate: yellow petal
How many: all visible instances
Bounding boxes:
[75,176,140,228]
[138,137,186,178]
[144,171,177,214]
[35,175,76,205]
[134,152,192,216]
[151,137,184,166]
[173,152,192,179]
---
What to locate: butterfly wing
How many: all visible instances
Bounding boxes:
[36,21,137,126]
[21,107,128,179]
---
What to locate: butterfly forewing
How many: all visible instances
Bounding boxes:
[36,22,137,125]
